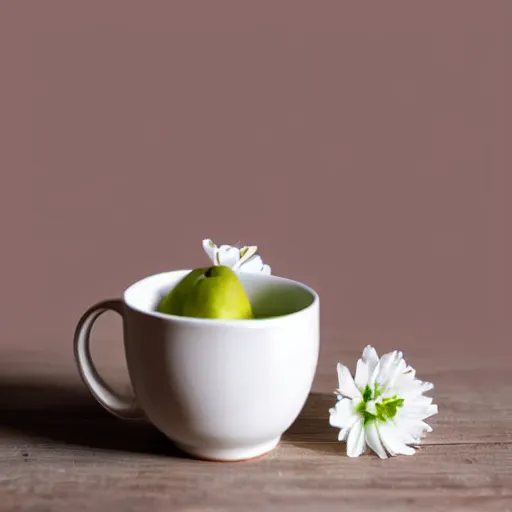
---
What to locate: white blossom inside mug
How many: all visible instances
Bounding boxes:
[202,239,271,274]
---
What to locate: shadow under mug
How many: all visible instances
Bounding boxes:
[73,270,320,462]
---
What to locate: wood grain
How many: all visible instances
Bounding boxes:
[0,341,511,511]
[0,434,511,511]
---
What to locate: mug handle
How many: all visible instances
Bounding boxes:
[73,299,143,419]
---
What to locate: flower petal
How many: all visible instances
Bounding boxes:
[379,423,416,456]
[385,357,407,390]
[362,345,379,377]
[391,370,416,393]
[202,239,218,264]
[397,418,433,442]
[261,264,271,275]
[400,403,438,421]
[346,418,366,457]
[391,420,419,445]
[365,421,387,459]
[329,399,359,441]
[395,419,427,446]
[338,426,351,442]
[329,398,357,430]
[378,424,396,456]
[216,245,240,268]
[238,246,258,266]
[336,363,363,400]
[369,361,380,388]
[238,254,264,273]
[397,379,434,399]
[376,350,402,389]
[354,359,369,390]
[404,394,433,406]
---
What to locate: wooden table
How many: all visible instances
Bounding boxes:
[0,337,511,511]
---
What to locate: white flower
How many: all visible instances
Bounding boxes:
[202,239,271,274]
[329,345,438,459]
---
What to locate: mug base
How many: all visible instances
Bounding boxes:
[175,436,281,462]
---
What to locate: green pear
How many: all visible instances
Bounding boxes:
[157,267,207,316]
[157,265,254,320]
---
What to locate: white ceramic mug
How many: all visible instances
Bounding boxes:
[73,270,320,461]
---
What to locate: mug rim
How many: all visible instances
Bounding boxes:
[123,269,319,327]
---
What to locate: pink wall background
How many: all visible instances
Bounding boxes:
[0,2,510,365]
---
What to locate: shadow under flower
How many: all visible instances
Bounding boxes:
[283,392,347,455]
